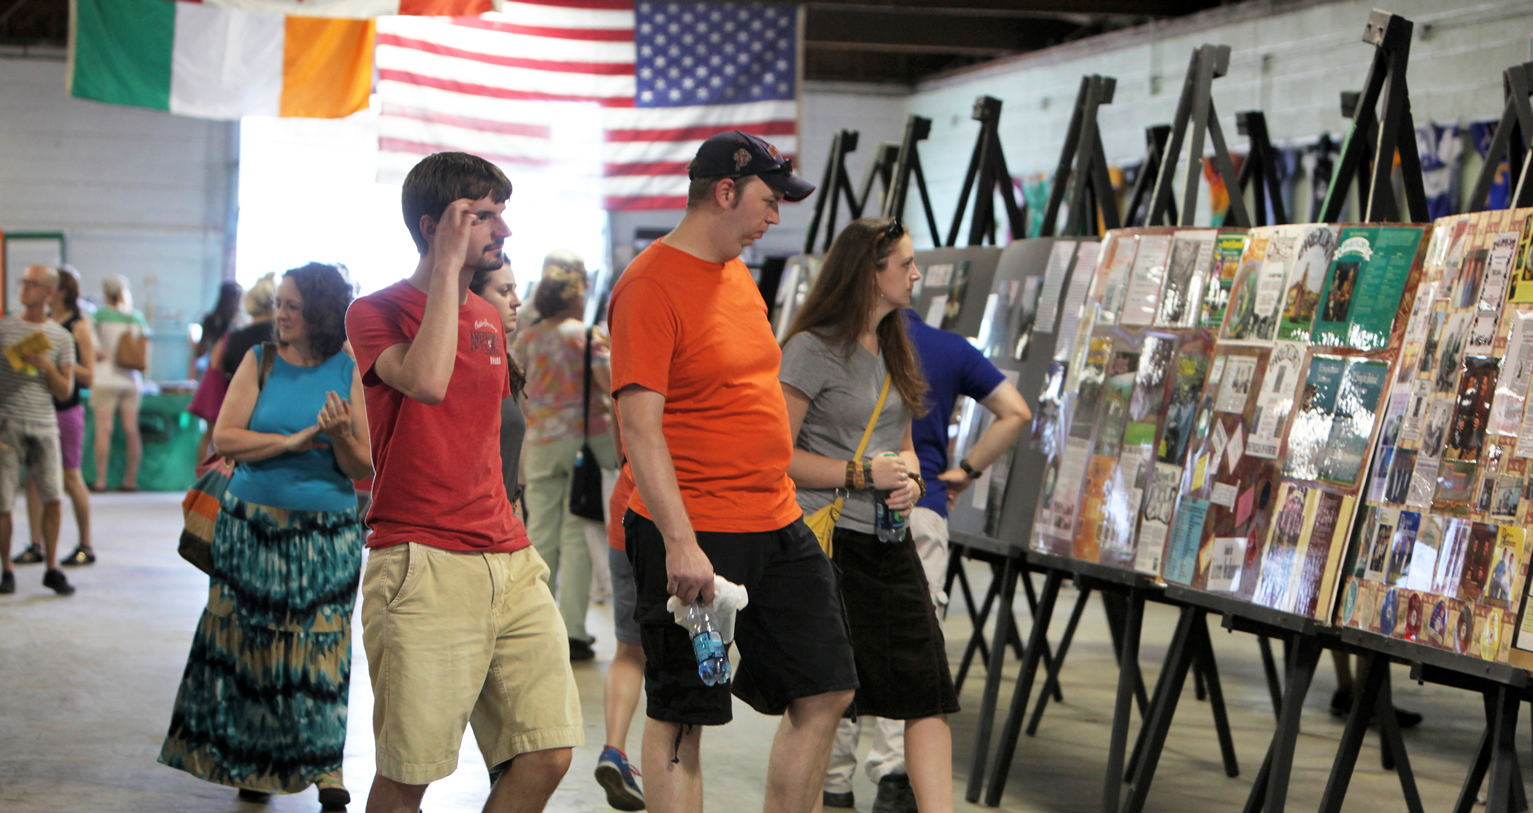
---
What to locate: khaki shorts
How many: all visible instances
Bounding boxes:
[0,420,63,507]
[361,542,583,785]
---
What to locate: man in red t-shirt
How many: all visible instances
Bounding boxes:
[609,132,858,813]
[345,152,580,813]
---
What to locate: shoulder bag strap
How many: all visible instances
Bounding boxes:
[853,374,892,462]
[258,341,277,392]
[581,325,594,439]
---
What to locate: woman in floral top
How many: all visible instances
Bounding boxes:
[512,251,617,661]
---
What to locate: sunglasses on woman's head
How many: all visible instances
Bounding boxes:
[882,219,905,242]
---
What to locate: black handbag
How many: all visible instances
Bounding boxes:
[569,326,606,521]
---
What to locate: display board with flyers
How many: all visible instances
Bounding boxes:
[1029,227,1246,575]
[1028,221,1429,626]
[948,238,1099,542]
[1337,209,1533,668]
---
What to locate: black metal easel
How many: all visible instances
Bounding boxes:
[945,95,1028,247]
[1236,111,1289,226]
[881,114,943,244]
[1122,125,1173,227]
[1040,75,1122,237]
[1146,44,1251,228]
[1318,10,1429,223]
[802,129,860,255]
[1466,61,1533,212]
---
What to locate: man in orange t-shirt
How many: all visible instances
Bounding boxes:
[608,131,857,813]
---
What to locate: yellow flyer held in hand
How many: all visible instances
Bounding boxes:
[3,330,52,376]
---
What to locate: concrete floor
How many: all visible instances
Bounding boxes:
[0,493,1521,812]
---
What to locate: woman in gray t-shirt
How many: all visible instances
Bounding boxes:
[779,217,960,812]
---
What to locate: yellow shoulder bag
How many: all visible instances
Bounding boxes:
[804,374,891,557]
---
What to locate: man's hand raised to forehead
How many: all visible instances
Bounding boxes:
[429,198,481,278]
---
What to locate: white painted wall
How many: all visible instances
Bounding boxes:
[902,0,1533,243]
[0,52,235,382]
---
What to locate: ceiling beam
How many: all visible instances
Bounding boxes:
[805,7,1081,55]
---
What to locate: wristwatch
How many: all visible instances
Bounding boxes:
[959,458,983,480]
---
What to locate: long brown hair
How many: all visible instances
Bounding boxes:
[783,217,928,416]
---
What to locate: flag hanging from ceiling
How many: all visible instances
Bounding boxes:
[70,0,374,119]
[375,0,800,211]
[174,0,498,15]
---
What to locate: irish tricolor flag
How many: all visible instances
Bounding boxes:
[68,0,377,120]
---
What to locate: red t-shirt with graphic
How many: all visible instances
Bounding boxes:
[345,279,529,553]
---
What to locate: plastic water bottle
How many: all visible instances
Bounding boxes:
[875,489,907,543]
[681,603,731,686]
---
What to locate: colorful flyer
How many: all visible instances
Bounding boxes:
[1156,230,1215,328]
[1283,355,1346,482]
[1311,225,1425,350]
[1276,225,1340,341]
[1199,231,1248,329]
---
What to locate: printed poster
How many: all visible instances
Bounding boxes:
[1311,225,1426,350]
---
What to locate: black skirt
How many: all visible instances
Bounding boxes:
[832,526,961,720]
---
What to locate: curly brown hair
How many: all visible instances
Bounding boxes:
[282,263,354,361]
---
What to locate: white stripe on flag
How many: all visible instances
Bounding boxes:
[377,18,634,65]
[601,100,796,132]
[600,174,690,198]
[169,5,283,120]
[490,2,634,31]
[377,43,634,101]
[378,117,551,166]
[603,133,798,165]
[377,80,567,126]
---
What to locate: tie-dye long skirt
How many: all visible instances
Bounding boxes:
[159,493,365,793]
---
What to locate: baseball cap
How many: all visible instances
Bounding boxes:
[690,130,815,202]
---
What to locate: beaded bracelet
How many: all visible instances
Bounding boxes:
[862,458,874,490]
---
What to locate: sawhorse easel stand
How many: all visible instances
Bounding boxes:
[963,548,1241,810]
[1466,61,1533,212]
[1319,10,1428,224]
[802,132,903,255]
[1145,44,1251,229]
[1039,74,1122,238]
[1236,111,1289,227]
[945,96,1028,247]
[1122,125,1173,227]
[943,533,1064,701]
[881,114,944,243]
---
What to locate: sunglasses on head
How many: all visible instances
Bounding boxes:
[881,219,905,242]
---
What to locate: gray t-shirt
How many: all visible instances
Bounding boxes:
[780,330,909,533]
[500,394,527,501]
[0,315,74,430]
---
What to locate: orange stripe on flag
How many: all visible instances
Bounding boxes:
[280,17,374,119]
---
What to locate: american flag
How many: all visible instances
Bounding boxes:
[375,0,799,210]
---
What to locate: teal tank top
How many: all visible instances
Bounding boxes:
[228,346,358,512]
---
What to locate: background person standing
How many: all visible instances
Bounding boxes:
[90,274,150,492]
[514,250,617,661]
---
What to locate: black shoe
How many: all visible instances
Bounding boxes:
[1330,688,1352,717]
[1394,708,1424,729]
[61,546,96,566]
[11,545,42,565]
[823,790,855,809]
[569,637,596,662]
[872,773,917,813]
[0,571,13,594]
[317,785,351,811]
[42,568,75,596]
[236,788,271,803]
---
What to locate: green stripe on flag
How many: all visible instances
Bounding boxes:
[70,0,176,111]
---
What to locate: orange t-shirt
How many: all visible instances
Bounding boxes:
[608,241,800,533]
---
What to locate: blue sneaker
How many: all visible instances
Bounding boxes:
[595,745,645,810]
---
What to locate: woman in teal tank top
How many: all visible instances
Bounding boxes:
[159,263,372,807]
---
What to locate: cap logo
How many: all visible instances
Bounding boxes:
[767,145,783,161]
[733,148,752,171]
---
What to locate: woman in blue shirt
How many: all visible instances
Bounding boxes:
[160,263,371,808]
